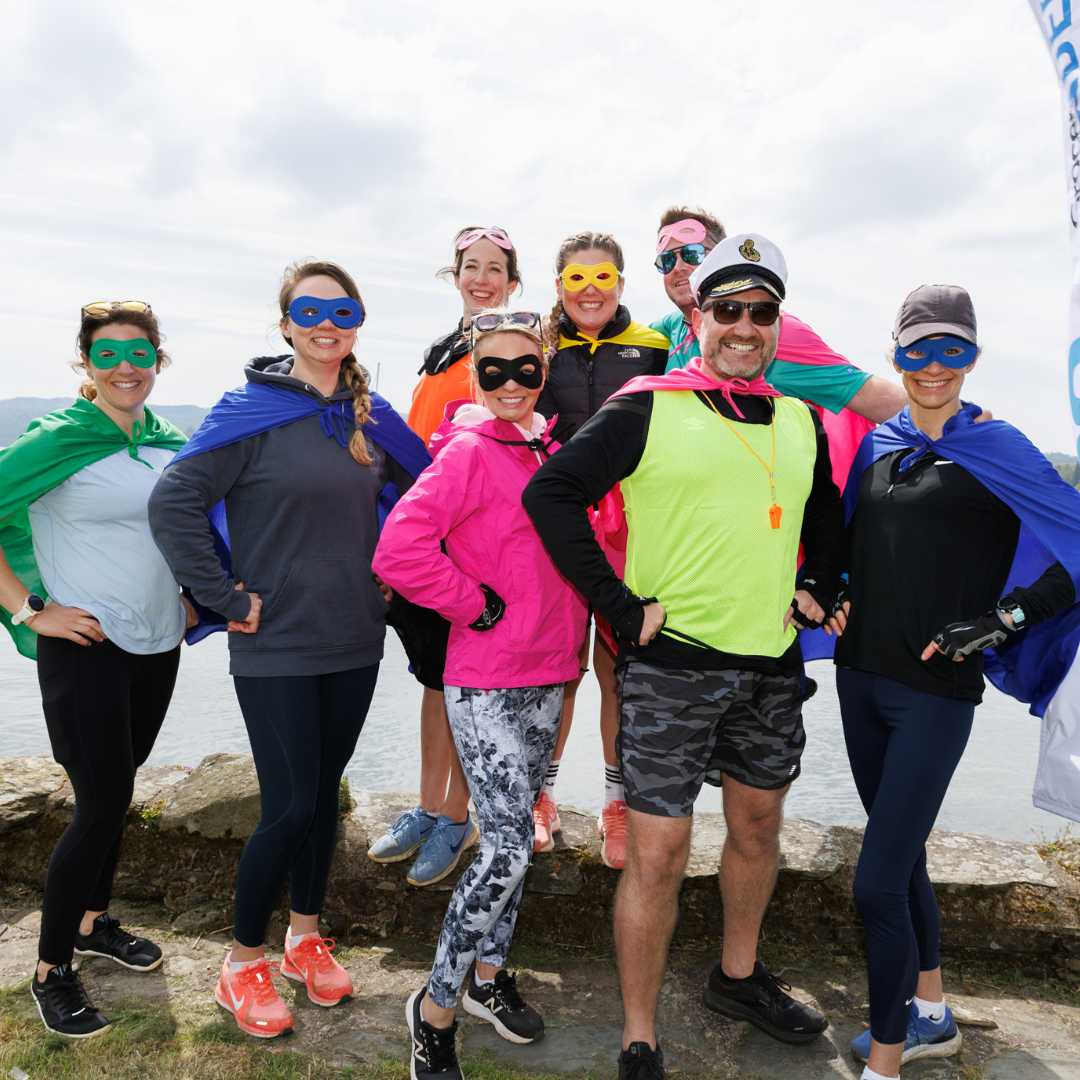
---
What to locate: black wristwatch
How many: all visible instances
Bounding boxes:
[469,585,506,632]
[11,593,45,626]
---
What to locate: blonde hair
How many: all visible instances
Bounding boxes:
[278,259,373,466]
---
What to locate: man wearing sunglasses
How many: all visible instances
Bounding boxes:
[525,234,842,1079]
[650,207,905,428]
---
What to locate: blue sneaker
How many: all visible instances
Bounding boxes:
[407,813,480,887]
[367,806,435,864]
[851,1001,962,1064]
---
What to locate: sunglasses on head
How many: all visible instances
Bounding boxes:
[893,334,977,372]
[287,295,365,329]
[471,310,541,335]
[457,226,513,251]
[81,300,152,320]
[654,243,707,274]
[703,299,781,326]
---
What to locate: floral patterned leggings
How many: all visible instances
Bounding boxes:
[427,683,564,1008]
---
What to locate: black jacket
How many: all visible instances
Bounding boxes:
[536,306,668,443]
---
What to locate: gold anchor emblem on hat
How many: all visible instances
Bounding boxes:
[739,238,761,262]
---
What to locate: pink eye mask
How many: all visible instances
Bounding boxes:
[655,218,707,253]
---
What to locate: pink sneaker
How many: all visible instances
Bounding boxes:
[599,799,629,869]
[280,935,353,1007]
[214,956,294,1038]
[532,792,562,853]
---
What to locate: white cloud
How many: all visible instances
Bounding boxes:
[0,0,1075,451]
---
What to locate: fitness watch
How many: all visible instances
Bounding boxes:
[11,593,45,626]
[995,597,1026,630]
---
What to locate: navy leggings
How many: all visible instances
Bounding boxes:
[836,667,975,1044]
[232,665,378,947]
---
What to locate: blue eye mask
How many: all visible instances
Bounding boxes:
[894,334,977,372]
[288,295,365,329]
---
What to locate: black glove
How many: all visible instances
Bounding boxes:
[468,584,506,632]
[790,577,836,630]
[610,593,662,644]
[931,609,1016,660]
[831,586,850,620]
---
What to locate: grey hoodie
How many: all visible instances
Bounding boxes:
[149,357,411,677]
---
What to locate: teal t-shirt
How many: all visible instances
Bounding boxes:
[651,310,870,415]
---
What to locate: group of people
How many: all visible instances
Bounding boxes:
[2,207,1079,1080]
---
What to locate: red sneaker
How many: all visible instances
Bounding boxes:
[280,935,353,1007]
[599,799,629,869]
[214,956,293,1038]
[532,791,561,853]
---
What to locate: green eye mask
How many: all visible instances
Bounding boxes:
[89,338,158,369]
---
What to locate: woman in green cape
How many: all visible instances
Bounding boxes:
[0,301,193,1039]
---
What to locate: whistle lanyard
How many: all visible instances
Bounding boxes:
[701,393,782,529]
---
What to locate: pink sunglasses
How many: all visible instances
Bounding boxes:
[456,226,514,251]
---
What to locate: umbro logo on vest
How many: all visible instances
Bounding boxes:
[618,347,641,359]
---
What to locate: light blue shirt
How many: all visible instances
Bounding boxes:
[29,446,186,654]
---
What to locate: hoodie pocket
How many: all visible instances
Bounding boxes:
[259,557,387,651]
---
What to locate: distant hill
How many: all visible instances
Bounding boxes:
[0,397,209,444]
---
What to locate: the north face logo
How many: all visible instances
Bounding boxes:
[618,347,641,359]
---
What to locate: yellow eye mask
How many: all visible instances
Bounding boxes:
[560,261,621,293]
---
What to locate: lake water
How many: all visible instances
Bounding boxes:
[1,632,1065,843]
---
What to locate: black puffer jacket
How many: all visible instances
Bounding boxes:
[537,306,669,444]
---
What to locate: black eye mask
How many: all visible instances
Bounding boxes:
[476,354,544,392]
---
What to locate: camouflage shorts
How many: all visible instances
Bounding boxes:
[617,661,805,817]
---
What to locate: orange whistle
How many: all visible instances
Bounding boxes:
[768,504,783,530]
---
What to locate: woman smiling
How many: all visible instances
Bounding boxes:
[535,232,669,868]
[373,310,586,1080]
[0,301,190,1038]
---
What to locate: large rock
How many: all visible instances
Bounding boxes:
[158,753,260,839]
[0,755,1076,967]
[0,756,67,833]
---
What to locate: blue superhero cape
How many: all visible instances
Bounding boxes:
[172,380,431,643]
[802,403,1080,716]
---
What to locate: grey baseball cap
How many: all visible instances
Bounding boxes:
[893,284,977,348]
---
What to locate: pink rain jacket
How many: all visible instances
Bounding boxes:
[372,401,587,690]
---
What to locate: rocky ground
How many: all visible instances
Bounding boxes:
[1,888,1078,1079]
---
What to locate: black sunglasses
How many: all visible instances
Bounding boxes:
[703,299,780,326]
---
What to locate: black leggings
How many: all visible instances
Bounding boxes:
[37,637,180,965]
[231,665,378,948]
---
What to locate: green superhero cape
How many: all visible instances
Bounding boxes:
[0,397,187,660]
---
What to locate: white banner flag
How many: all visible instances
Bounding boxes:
[1030,0,1080,454]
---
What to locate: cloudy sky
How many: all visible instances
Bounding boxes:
[2,0,1076,452]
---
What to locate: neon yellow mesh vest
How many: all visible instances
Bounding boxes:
[621,392,816,658]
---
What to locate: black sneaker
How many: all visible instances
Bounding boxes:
[406,986,462,1080]
[618,1041,665,1079]
[703,960,828,1044]
[462,968,544,1044]
[31,963,111,1039]
[74,913,163,971]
